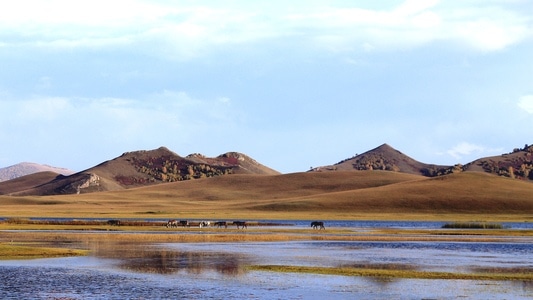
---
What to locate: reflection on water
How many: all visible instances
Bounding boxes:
[1,239,532,299]
[90,241,249,276]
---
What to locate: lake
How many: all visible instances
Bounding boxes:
[1,220,532,299]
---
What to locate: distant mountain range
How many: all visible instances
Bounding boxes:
[0,162,74,182]
[1,143,531,196]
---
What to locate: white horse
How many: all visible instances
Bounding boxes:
[166,220,178,228]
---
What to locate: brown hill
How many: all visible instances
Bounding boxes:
[0,162,74,182]
[4,147,279,196]
[3,170,531,218]
[85,170,533,215]
[314,143,454,177]
[464,144,533,180]
[0,171,64,195]
[287,172,533,214]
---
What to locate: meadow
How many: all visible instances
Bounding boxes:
[1,170,532,281]
[1,171,532,220]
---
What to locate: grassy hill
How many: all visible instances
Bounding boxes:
[0,147,279,196]
[1,144,532,221]
[3,143,532,197]
[316,143,453,176]
[464,144,533,180]
[0,171,63,195]
[1,170,531,220]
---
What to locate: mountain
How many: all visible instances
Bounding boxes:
[313,143,455,177]
[464,144,533,180]
[2,143,531,197]
[0,171,64,195]
[24,170,533,215]
[0,147,280,196]
[0,162,74,182]
[314,143,533,182]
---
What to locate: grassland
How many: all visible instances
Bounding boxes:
[0,171,532,222]
[1,170,532,279]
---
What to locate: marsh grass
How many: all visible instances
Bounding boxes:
[0,242,88,260]
[1,227,527,248]
[3,218,163,227]
[442,222,504,229]
[248,265,533,281]
[1,219,531,262]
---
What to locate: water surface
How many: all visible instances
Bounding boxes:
[1,238,532,299]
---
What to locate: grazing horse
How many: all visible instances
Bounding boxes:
[214,221,227,228]
[179,220,190,227]
[199,221,210,228]
[166,220,178,228]
[311,221,325,230]
[107,219,121,226]
[234,221,247,229]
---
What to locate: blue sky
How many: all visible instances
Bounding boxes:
[1,0,532,174]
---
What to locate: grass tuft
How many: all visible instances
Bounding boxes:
[442,222,504,229]
[248,265,533,281]
[0,243,88,260]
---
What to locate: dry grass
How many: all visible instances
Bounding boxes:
[0,243,87,260]
[0,171,532,221]
[1,223,530,245]
[248,265,533,281]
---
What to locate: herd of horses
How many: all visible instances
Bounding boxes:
[165,220,250,229]
[107,219,325,230]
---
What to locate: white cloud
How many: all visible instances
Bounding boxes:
[218,97,231,104]
[395,0,440,16]
[15,97,72,121]
[0,0,166,25]
[518,95,533,114]
[0,1,529,57]
[447,142,484,159]
[446,142,503,160]
[2,91,239,134]
[35,77,52,90]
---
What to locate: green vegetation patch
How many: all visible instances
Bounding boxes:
[0,243,88,260]
[248,265,533,281]
[442,222,504,229]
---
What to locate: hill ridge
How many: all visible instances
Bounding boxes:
[0,162,74,182]
[0,147,279,196]
[314,143,453,177]
[2,142,532,197]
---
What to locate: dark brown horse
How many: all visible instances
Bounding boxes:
[311,221,325,230]
[214,221,227,228]
[233,221,247,229]
[107,219,121,226]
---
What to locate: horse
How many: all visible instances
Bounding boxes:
[311,221,325,230]
[199,221,210,228]
[179,220,190,227]
[214,221,227,228]
[107,219,121,226]
[166,220,178,228]
[233,221,247,229]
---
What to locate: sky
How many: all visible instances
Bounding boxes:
[0,0,532,174]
